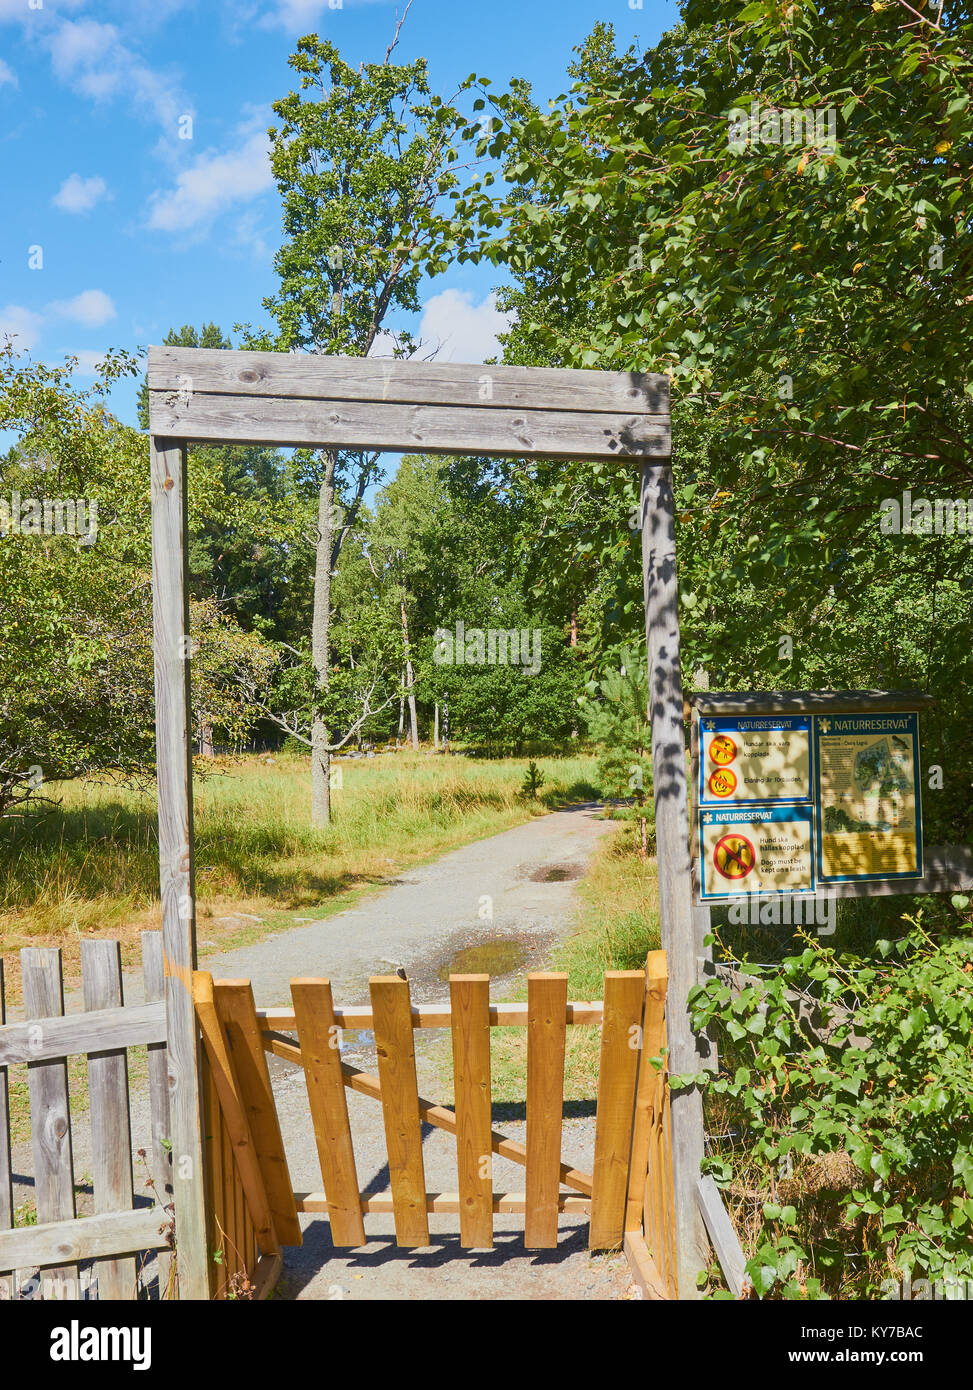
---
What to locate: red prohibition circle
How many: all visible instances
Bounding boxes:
[708,767,738,798]
[713,833,756,880]
[709,734,737,766]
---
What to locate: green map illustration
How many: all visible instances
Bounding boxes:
[823,735,912,833]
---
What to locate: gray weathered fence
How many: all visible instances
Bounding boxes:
[0,932,173,1300]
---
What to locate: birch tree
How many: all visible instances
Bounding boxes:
[243,13,468,824]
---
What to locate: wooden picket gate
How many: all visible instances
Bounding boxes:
[0,935,174,1301]
[193,949,677,1299]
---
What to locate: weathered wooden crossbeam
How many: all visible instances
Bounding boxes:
[148,347,669,411]
[147,348,670,458]
[0,1000,166,1065]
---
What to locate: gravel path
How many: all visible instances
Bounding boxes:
[218,800,632,1300]
[11,803,640,1301]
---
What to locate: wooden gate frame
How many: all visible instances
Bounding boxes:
[191,958,675,1297]
[146,346,709,1298]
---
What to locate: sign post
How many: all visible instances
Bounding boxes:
[640,461,710,1297]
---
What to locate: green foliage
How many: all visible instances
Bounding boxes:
[520,759,545,799]
[256,37,467,357]
[0,346,278,816]
[427,2,973,821]
[684,907,973,1298]
[581,646,651,759]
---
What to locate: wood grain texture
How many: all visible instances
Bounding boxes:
[141,931,172,1294]
[625,952,668,1234]
[0,961,12,1299]
[148,346,669,414]
[0,1207,169,1272]
[369,976,429,1248]
[257,1000,604,1030]
[212,980,302,1248]
[192,972,279,1259]
[251,1251,283,1301]
[202,1051,224,1298]
[697,1175,748,1297]
[265,1036,595,1199]
[640,461,709,1296]
[82,940,136,1301]
[525,973,568,1249]
[290,979,366,1248]
[295,1192,591,1215]
[151,434,209,1300]
[623,1230,671,1301]
[0,1001,165,1065]
[589,971,645,1251]
[449,975,493,1249]
[149,392,670,460]
[22,948,77,1297]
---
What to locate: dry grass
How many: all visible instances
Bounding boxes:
[0,750,600,1011]
[486,821,661,1104]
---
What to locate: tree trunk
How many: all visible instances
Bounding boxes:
[311,458,336,828]
[570,606,579,739]
[199,717,214,758]
[434,702,440,750]
[400,599,419,750]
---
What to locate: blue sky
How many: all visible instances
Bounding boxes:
[0,0,674,434]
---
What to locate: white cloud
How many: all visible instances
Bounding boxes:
[52,173,109,213]
[261,0,394,29]
[69,349,108,376]
[146,127,273,233]
[46,18,188,131]
[0,59,17,88]
[418,290,512,364]
[48,289,117,327]
[0,0,83,17]
[0,305,43,350]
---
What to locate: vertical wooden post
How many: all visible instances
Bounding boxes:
[82,939,136,1300]
[640,460,709,1297]
[141,932,173,1294]
[151,435,209,1299]
[22,948,77,1298]
[525,972,568,1249]
[0,960,14,1301]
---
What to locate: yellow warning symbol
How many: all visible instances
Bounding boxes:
[708,767,738,799]
[713,833,756,880]
[708,734,737,766]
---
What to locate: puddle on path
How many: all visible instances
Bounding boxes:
[436,938,528,982]
[529,863,583,883]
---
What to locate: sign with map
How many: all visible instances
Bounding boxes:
[692,696,925,902]
[699,805,815,900]
[699,716,811,805]
[814,712,922,883]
